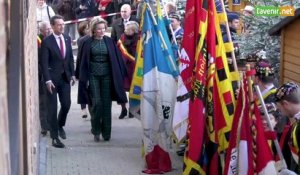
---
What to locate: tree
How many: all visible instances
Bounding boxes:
[238,0,299,78]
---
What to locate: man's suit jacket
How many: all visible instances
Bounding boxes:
[41,34,75,83]
[110,16,139,43]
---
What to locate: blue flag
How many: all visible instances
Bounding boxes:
[140,4,178,174]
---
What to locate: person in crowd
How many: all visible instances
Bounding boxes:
[243,5,254,17]
[37,0,56,23]
[76,21,90,43]
[169,13,183,41]
[223,12,240,50]
[111,4,138,118]
[275,82,300,173]
[96,0,115,26]
[259,103,294,175]
[241,5,254,34]
[37,21,53,136]
[75,21,90,119]
[117,21,139,119]
[46,0,54,5]
[74,0,82,19]
[254,59,288,136]
[254,59,277,104]
[111,4,138,43]
[57,0,77,42]
[135,0,144,21]
[41,15,76,148]
[260,103,278,132]
[135,0,156,21]
[165,1,176,15]
[77,17,127,142]
[113,0,132,13]
[222,12,240,70]
[48,0,61,13]
[75,0,98,19]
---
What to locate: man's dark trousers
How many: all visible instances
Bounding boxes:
[46,75,71,139]
[39,81,49,131]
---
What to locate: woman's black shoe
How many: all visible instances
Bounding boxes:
[94,135,100,142]
[103,137,110,141]
[118,108,128,119]
[82,114,87,118]
[129,112,134,118]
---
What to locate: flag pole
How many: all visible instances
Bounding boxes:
[246,64,254,102]
[254,85,288,170]
[219,0,238,72]
[158,0,181,59]
[235,73,246,174]
[145,2,178,73]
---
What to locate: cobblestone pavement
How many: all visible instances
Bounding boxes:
[45,84,183,175]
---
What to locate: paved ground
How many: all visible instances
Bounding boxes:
[43,83,183,175]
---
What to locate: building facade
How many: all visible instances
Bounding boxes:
[0,0,40,174]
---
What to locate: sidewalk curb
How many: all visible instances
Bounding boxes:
[38,136,48,175]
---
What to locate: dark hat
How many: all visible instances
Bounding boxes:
[169,13,181,21]
[255,59,275,77]
[227,12,239,22]
[259,103,277,115]
[275,82,299,102]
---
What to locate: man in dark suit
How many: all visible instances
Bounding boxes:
[38,21,53,137]
[111,3,138,43]
[41,15,76,148]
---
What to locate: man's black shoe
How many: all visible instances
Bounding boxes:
[52,138,65,148]
[118,108,128,119]
[58,127,66,139]
[41,130,47,136]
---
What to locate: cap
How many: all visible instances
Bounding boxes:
[275,82,300,102]
[169,13,181,21]
[227,12,239,22]
[244,5,254,13]
[255,59,275,77]
[259,103,277,115]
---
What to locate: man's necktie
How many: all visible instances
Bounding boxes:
[59,36,64,58]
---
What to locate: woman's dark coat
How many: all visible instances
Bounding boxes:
[77,35,128,104]
[75,35,89,105]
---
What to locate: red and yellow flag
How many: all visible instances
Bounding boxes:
[182,0,239,174]
[182,0,208,174]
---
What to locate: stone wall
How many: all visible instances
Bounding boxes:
[0,0,11,174]
[0,0,40,174]
[23,0,40,174]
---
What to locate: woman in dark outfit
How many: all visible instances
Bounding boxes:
[117,21,139,119]
[78,17,127,142]
[75,21,90,118]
